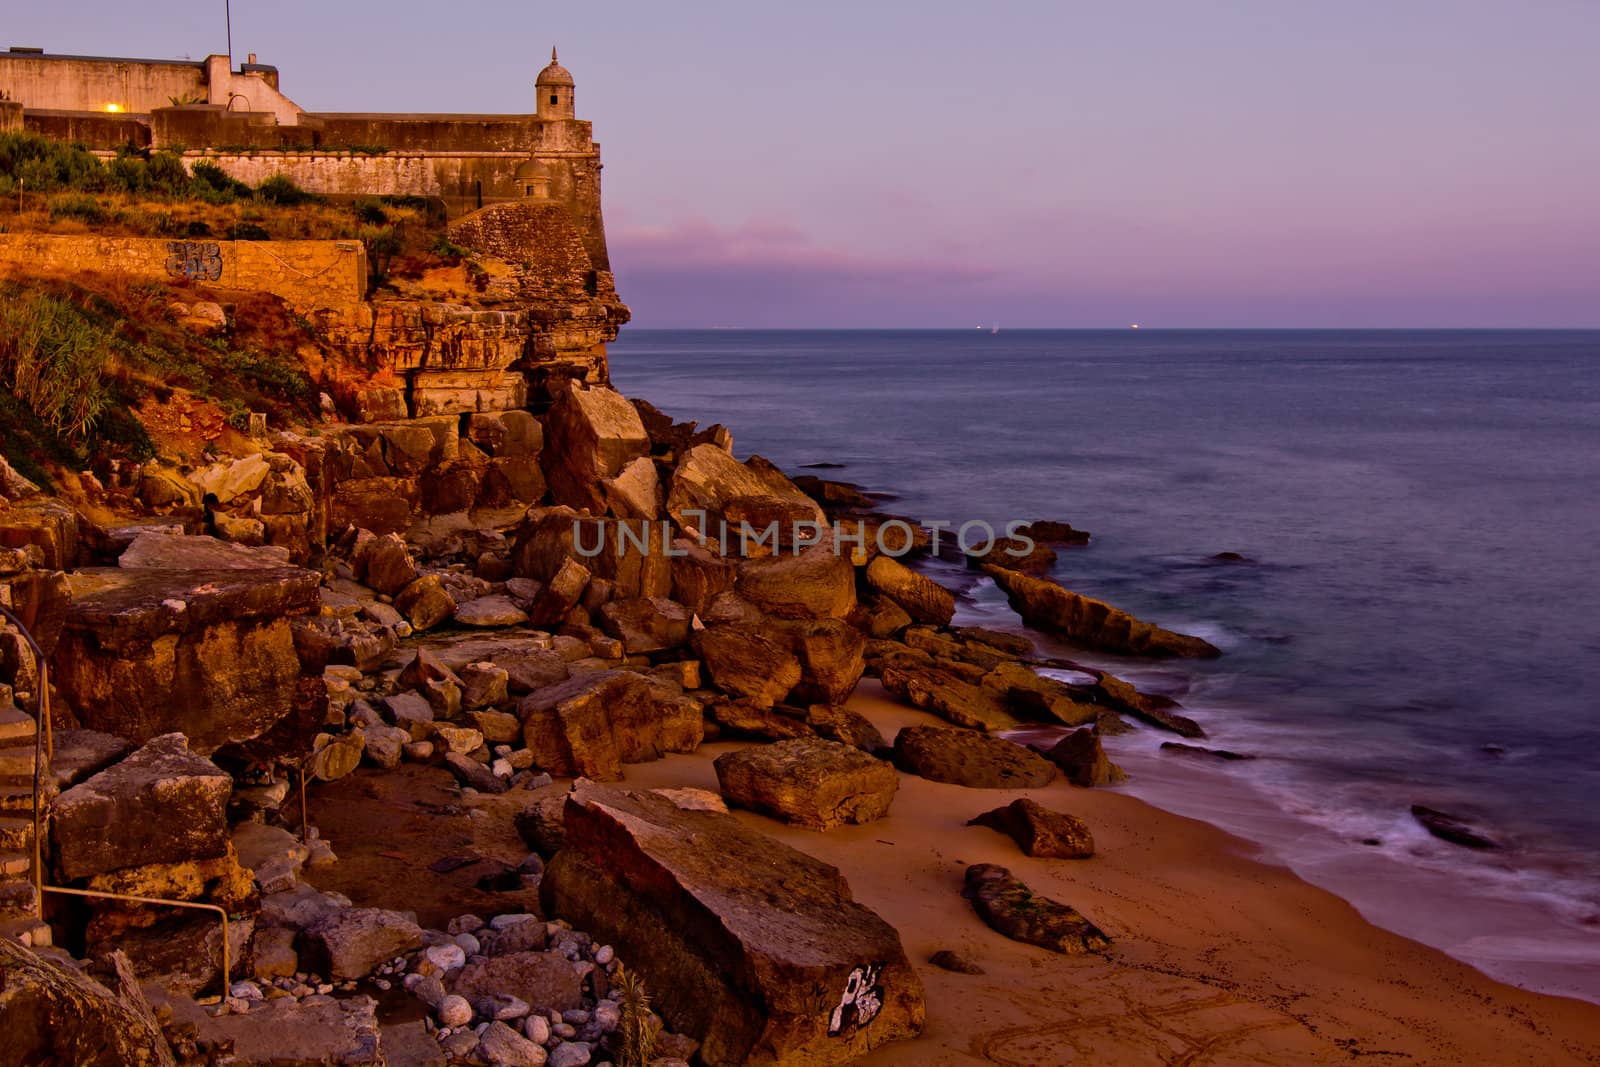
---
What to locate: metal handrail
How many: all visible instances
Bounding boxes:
[0,609,233,999]
[0,603,51,923]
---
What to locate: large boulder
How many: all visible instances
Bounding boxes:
[541,784,925,1065]
[450,951,583,1013]
[116,532,292,571]
[767,618,867,705]
[714,739,898,830]
[0,939,175,1066]
[519,671,702,780]
[603,455,663,521]
[981,661,1101,727]
[299,907,424,980]
[692,624,802,708]
[735,535,856,620]
[599,596,693,654]
[513,508,672,600]
[665,444,825,544]
[892,726,1057,789]
[864,556,956,626]
[983,566,1220,658]
[669,537,738,615]
[969,799,1095,858]
[878,664,1019,731]
[53,733,231,880]
[52,564,320,753]
[962,864,1110,954]
[542,384,650,514]
[1043,728,1127,787]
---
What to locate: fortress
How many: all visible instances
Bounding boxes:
[0,45,629,420]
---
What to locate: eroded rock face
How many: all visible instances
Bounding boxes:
[540,784,925,1066]
[864,556,955,626]
[518,671,701,780]
[714,739,898,830]
[970,799,1095,858]
[0,938,175,1066]
[962,864,1110,954]
[984,566,1220,658]
[892,726,1057,789]
[53,733,231,881]
[542,385,650,514]
[53,565,320,753]
[692,624,802,708]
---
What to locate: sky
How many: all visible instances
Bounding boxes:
[8,1,1599,327]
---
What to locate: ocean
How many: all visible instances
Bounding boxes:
[609,328,1600,1002]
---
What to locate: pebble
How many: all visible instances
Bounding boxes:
[490,913,539,931]
[523,1015,551,1044]
[547,1042,592,1067]
[315,983,334,995]
[562,1010,590,1026]
[493,995,532,1020]
[426,942,467,971]
[552,1022,577,1039]
[453,932,482,955]
[229,980,264,1000]
[374,978,391,991]
[448,914,486,936]
[592,1002,620,1033]
[592,945,614,966]
[438,993,474,1028]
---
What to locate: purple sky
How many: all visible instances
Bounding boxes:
[9,2,1598,326]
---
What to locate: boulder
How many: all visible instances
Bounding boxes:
[541,784,925,1065]
[53,733,231,880]
[878,664,1019,731]
[892,726,1056,789]
[981,662,1101,727]
[669,538,738,615]
[451,951,583,1014]
[300,907,424,980]
[185,995,384,1066]
[117,532,292,571]
[54,566,319,753]
[0,939,175,1066]
[603,455,663,521]
[692,624,802,708]
[714,739,898,830]
[665,444,825,544]
[526,558,591,626]
[513,509,671,601]
[308,731,365,782]
[983,566,1220,658]
[187,454,271,504]
[454,595,531,628]
[735,535,856,620]
[395,575,456,632]
[519,671,702,780]
[969,799,1095,858]
[0,497,79,569]
[598,597,692,654]
[802,703,888,753]
[864,556,956,626]
[705,700,817,742]
[961,864,1109,954]
[359,533,418,596]
[1411,805,1501,850]
[761,618,866,706]
[1044,728,1127,787]
[542,385,650,513]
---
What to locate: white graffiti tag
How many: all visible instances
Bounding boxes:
[827,962,885,1036]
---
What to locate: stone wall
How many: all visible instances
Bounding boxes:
[0,52,208,113]
[0,234,367,313]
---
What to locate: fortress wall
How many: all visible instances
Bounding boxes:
[24,109,150,150]
[0,234,367,311]
[202,150,546,217]
[0,55,206,114]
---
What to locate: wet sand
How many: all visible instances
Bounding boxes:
[623,682,1600,1066]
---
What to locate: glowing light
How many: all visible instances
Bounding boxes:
[104,103,122,113]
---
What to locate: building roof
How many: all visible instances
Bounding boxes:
[535,48,573,88]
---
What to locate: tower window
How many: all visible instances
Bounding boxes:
[549,94,559,106]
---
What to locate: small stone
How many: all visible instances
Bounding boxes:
[426,942,467,971]
[489,913,539,931]
[592,945,613,966]
[448,914,486,935]
[929,948,985,974]
[478,1019,548,1067]
[438,993,474,1028]
[410,974,447,1008]
[592,1002,620,1033]
[553,1022,577,1039]
[523,1014,551,1044]
[454,932,482,955]
[548,1041,592,1067]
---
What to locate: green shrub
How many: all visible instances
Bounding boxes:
[256,174,312,206]
[353,197,388,225]
[430,234,469,259]
[48,194,107,224]
[0,290,114,440]
[0,132,105,192]
[148,151,191,195]
[226,222,271,241]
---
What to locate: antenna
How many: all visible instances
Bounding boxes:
[226,0,233,64]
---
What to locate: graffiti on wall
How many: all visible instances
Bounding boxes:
[827,962,885,1037]
[165,240,223,281]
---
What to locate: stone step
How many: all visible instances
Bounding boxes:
[0,787,36,816]
[0,915,51,949]
[0,705,36,746]
[0,749,37,781]
[0,851,30,878]
[0,816,32,852]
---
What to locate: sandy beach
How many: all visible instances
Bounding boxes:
[614,682,1600,1066]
